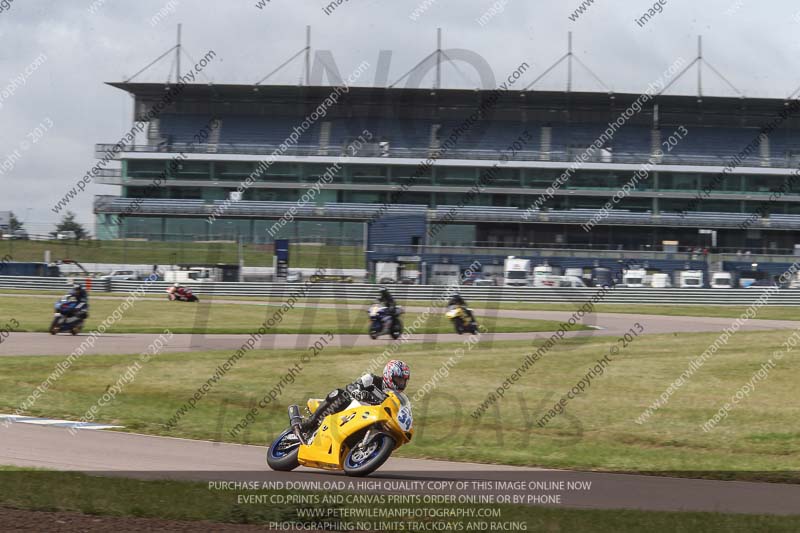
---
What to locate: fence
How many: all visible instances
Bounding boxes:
[2,276,800,305]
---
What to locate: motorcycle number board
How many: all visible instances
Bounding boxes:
[397,406,413,431]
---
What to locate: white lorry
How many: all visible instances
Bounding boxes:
[711,272,734,289]
[375,261,400,284]
[504,257,531,287]
[678,270,704,288]
[622,268,648,287]
[429,263,460,286]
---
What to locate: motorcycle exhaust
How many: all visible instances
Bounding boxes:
[288,404,307,445]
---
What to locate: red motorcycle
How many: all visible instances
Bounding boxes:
[166,286,199,302]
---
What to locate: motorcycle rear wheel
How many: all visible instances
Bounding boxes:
[266,428,301,471]
[343,433,396,477]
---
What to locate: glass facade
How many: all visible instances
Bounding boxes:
[428,224,476,246]
[111,215,364,244]
[122,159,800,197]
[103,158,800,244]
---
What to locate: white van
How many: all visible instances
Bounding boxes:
[559,275,587,288]
[100,270,138,281]
[164,267,215,283]
[534,275,586,288]
[650,273,672,288]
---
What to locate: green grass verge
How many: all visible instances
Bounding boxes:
[393,300,800,321]
[0,295,576,334]
[2,331,798,480]
[481,302,800,321]
[0,468,798,530]
[5,290,800,322]
[1,240,364,269]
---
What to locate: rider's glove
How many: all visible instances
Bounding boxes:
[357,374,374,388]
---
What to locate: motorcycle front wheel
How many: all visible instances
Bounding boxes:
[49,317,60,335]
[453,317,464,334]
[343,433,396,477]
[266,428,301,471]
[369,321,381,339]
[390,319,402,340]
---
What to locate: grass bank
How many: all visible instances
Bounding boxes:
[1,330,798,480]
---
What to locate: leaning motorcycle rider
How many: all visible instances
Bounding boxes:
[448,292,474,322]
[170,282,188,299]
[299,360,411,435]
[70,282,89,319]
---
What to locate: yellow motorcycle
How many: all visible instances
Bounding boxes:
[267,389,414,477]
[445,304,478,334]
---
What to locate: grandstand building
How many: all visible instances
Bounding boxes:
[94,83,800,258]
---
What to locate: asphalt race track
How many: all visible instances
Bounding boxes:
[2,423,800,515]
[2,308,798,356]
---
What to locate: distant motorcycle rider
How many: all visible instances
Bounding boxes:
[299,360,411,435]
[169,282,189,300]
[447,292,474,322]
[378,286,397,311]
[376,286,401,333]
[69,282,89,319]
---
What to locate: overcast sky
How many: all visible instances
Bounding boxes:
[1,0,798,234]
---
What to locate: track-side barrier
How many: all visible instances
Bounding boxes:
[1,277,799,305]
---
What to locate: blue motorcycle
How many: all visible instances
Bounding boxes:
[367,303,403,340]
[50,296,86,336]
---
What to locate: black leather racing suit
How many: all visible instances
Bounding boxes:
[300,374,388,434]
[71,288,89,319]
[378,289,400,329]
[379,290,397,312]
